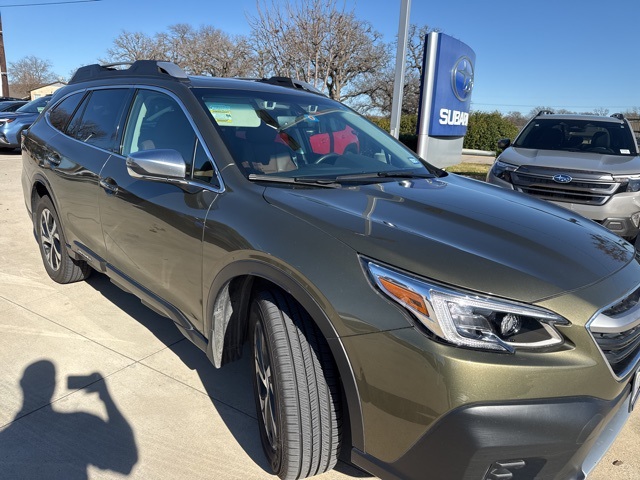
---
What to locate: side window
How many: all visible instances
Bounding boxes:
[48,92,84,132]
[122,90,197,175]
[67,89,130,152]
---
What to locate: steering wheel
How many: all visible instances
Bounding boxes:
[314,153,341,164]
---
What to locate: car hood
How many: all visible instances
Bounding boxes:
[501,147,640,174]
[263,174,635,303]
[0,111,35,121]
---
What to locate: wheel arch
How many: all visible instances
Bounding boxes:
[204,257,365,450]
[29,174,57,220]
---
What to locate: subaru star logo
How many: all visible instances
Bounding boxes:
[553,174,573,184]
[451,56,474,102]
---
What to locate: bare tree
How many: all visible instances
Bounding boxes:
[103,25,255,78]
[183,26,255,77]
[8,56,58,99]
[248,0,388,101]
[592,107,610,117]
[101,31,163,64]
[351,23,435,115]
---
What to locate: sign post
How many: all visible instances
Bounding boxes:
[389,0,411,139]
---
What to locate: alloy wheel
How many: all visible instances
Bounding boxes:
[40,208,61,271]
[253,320,278,451]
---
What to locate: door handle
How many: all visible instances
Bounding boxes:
[99,177,119,194]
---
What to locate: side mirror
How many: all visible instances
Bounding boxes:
[126,149,186,180]
[497,138,511,151]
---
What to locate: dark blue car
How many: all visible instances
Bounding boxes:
[0,95,51,150]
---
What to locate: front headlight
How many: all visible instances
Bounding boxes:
[612,175,640,192]
[625,178,640,193]
[490,160,518,182]
[364,260,569,353]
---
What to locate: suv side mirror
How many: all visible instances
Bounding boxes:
[497,138,511,151]
[126,149,186,180]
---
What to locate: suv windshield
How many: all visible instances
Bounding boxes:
[194,88,440,181]
[513,117,637,156]
[16,96,51,114]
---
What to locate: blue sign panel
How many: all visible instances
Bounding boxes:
[428,34,475,137]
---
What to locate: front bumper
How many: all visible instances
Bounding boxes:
[354,385,635,480]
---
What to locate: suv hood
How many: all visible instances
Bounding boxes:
[0,111,34,121]
[502,147,640,174]
[264,174,634,303]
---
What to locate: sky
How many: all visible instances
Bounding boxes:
[1,0,638,115]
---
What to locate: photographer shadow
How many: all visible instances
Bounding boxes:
[0,359,138,480]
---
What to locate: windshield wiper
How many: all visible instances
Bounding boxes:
[332,171,436,181]
[248,174,341,188]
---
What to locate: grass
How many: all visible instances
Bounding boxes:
[444,162,491,181]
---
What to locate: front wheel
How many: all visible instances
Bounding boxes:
[250,288,341,480]
[35,196,91,284]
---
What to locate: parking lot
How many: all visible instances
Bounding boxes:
[0,152,638,479]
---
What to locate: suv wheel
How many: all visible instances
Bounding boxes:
[250,288,341,480]
[35,196,91,283]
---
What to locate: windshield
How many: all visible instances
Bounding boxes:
[17,96,51,114]
[514,117,638,156]
[194,87,440,181]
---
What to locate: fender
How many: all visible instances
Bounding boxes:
[204,255,365,450]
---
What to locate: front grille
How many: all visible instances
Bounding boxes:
[511,166,622,206]
[589,285,640,378]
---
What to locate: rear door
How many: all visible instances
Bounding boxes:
[32,88,132,262]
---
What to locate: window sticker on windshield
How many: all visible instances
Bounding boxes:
[621,149,631,154]
[408,157,421,164]
[204,102,260,127]
[208,104,233,124]
[305,114,319,122]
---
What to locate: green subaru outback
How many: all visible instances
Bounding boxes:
[22,61,640,480]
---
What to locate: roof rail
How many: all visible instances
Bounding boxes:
[69,60,188,84]
[536,110,554,116]
[610,113,625,120]
[257,76,327,96]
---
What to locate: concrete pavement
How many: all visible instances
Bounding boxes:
[0,152,638,479]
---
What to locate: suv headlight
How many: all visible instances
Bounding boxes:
[364,260,569,353]
[628,180,640,193]
[612,175,640,192]
[490,160,518,182]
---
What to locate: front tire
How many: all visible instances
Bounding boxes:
[35,196,91,284]
[250,288,341,480]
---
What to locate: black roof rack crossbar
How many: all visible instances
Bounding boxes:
[536,110,554,116]
[257,76,327,96]
[69,60,188,84]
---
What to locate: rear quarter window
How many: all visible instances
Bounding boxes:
[48,92,84,132]
[67,89,131,153]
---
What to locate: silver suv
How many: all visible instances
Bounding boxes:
[487,111,640,248]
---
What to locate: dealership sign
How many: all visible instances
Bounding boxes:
[416,32,476,166]
[418,33,476,138]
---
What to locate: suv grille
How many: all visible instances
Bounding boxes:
[511,166,623,205]
[589,285,640,378]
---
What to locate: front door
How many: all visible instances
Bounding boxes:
[99,89,220,331]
